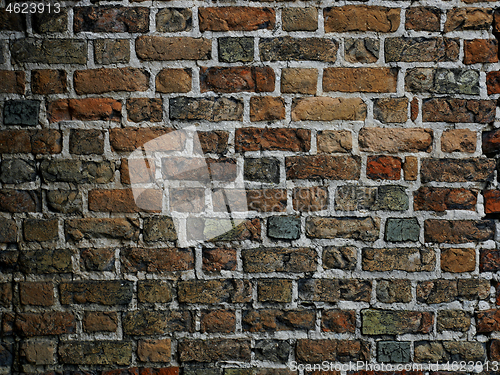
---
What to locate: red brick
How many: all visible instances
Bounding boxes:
[445,8,493,32]
[0,190,40,213]
[286,155,361,180]
[243,309,315,332]
[414,187,477,211]
[110,128,185,152]
[422,98,495,123]
[202,248,237,272]
[200,310,236,333]
[481,249,500,271]
[65,218,140,241]
[74,68,149,95]
[83,311,118,332]
[324,6,399,32]
[441,248,476,273]
[31,69,66,94]
[74,7,149,33]
[156,68,192,93]
[235,128,310,152]
[366,155,402,180]
[199,7,275,31]
[487,71,500,94]
[122,248,194,272]
[88,189,162,213]
[136,36,211,61]
[201,67,274,93]
[250,97,285,122]
[197,131,229,154]
[0,71,25,94]
[406,7,441,31]
[140,368,178,375]
[292,97,366,121]
[14,312,76,336]
[465,39,498,64]
[48,98,121,123]
[323,68,398,93]
[321,310,356,333]
[424,219,495,243]
[19,282,54,306]
[477,309,500,332]
[411,98,419,121]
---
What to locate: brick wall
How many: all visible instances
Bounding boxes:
[1,0,500,374]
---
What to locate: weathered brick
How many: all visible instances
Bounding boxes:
[306,217,380,241]
[323,68,397,93]
[89,189,162,213]
[317,130,352,153]
[200,310,236,333]
[178,279,251,303]
[33,10,67,33]
[283,8,317,31]
[170,97,243,121]
[465,39,498,64]
[138,280,172,303]
[410,98,419,122]
[296,339,369,363]
[74,7,149,33]
[0,251,18,273]
[81,248,115,271]
[236,128,310,152]
[293,186,328,212]
[170,188,205,213]
[324,6,399,33]
[187,218,261,242]
[20,340,56,365]
[0,71,24,94]
[59,341,132,365]
[74,68,149,95]
[94,39,130,64]
[10,39,87,64]
[414,341,485,362]
[486,71,500,94]
[422,98,495,123]
[444,8,492,32]
[41,160,115,184]
[201,67,274,93]
[441,129,476,153]
[122,248,193,272]
[31,69,66,94]
[0,159,37,184]
[127,98,162,123]
[111,128,184,153]
[199,7,274,31]
[345,38,379,64]
[179,339,251,362]
[156,69,192,93]
[406,7,441,31]
[335,185,409,211]
[260,37,338,62]
[258,279,292,302]
[46,189,82,214]
[281,68,317,94]
[378,341,411,363]
[481,248,500,272]
[60,281,133,305]
[385,218,420,242]
[69,129,104,155]
[299,279,371,302]
[0,9,25,31]
[244,157,280,183]
[441,248,475,273]
[83,311,118,332]
[243,247,316,273]
[243,310,314,332]
[4,100,39,126]
[374,97,408,123]
[20,282,54,306]
[417,279,488,303]
[246,189,286,213]
[362,310,434,335]
[138,339,171,362]
[15,312,76,337]
[23,218,58,242]
[0,218,16,243]
[377,279,412,303]
[254,340,290,363]
[219,37,253,63]
[286,155,361,180]
[437,310,471,332]
[267,216,300,239]
[0,189,40,213]
[385,37,459,62]
[157,8,192,32]
[0,283,12,308]
[363,247,435,272]
[323,246,356,270]
[123,310,192,335]
[65,218,139,241]
[406,68,480,95]
[424,219,494,243]
[367,155,402,180]
[421,158,494,182]
[414,187,477,211]
[459,279,490,299]
[19,249,73,274]
[292,97,366,121]
[477,309,500,332]
[136,36,211,61]
[359,128,432,153]
[202,248,236,273]
[143,216,177,242]
[321,310,356,333]
[48,98,121,123]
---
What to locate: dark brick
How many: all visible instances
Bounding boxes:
[69,129,104,155]
[414,187,477,211]
[421,158,495,182]
[81,248,115,271]
[385,37,459,62]
[362,310,434,335]
[122,248,193,272]
[136,36,211,61]
[323,246,356,270]
[127,98,162,122]
[422,98,495,123]
[286,155,361,180]
[378,341,411,363]
[363,247,435,272]
[306,217,380,241]
[23,218,59,242]
[138,280,172,303]
[32,69,67,94]
[236,128,310,152]
[74,7,149,33]
[0,159,37,184]
[385,218,420,242]
[178,279,252,303]
[267,216,301,240]
[0,218,16,243]
[32,10,68,33]
[0,189,40,213]
[200,67,274,93]
[198,131,229,154]
[19,249,73,274]
[46,190,82,214]
[143,216,177,242]
[243,247,316,273]
[65,218,139,241]
[170,97,243,122]
[59,341,132,365]
[377,279,412,303]
[156,8,192,32]
[296,339,369,363]
[260,37,338,62]
[41,160,115,184]
[60,281,133,305]
[0,9,25,31]
[255,340,291,363]
[219,37,253,63]
[179,339,251,362]
[94,39,130,64]
[242,310,315,332]
[299,279,372,302]
[406,7,441,31]
[187,218,260,242]
[15,312,76,337]
[424,219,495,243]
[3,100,39,126]
[123,310,192,335]
[10,39,87,64]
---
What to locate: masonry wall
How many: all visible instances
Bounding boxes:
[1,0,500,374]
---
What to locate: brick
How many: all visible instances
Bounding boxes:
[74,7,149,32]
[299,279,371,302]
[236,128,310,152]
[74,68,149,95]
[367,155,402,180]
[306,217,380,241]
[178,279,251,304]
[198,131,229,154]
[65,218,140,241]
[361,310,434,335]
[59,341,132,365]
[317,130,352,153]
[423,98,495,123]
[41,160,115,184]
[138,339,171,362]
[415,341,485,362]
[69,129,104,155]
[199,7,274,31]
[47,190,82,214]
[127,98,162,122]
[374,97,408,123]
[421,158,494,182]
[483,129,500,155]
[48,98,121,122]
[123,310,192,335]
[243,309,314,332]
[378,341,411,363]
[260,37,338,62]
[481,249,500,271]
[110,128,184,152]
[281,68,317,94]
[33,10,67,33]
[359,128,432,153]
[0,159,37,184]
[94,39,130,64]
[187,218,261,242]
[323,68,397,93]
[286,155,360,180]
[323,246,356,270]
[324,6,399,32]
[441,248,475,273]
[15,312,76,336]
[200,67,274,93]
[19,249,73,274]
[293,186,328,212]
[414,187,477,211]
[344,38,379,63]
[170,188,205,213]
[441,129,476,153]
[377,279,412,303]
[244,157,280,183]
[245,189,286,213]
[424,219,494,243]
[477,309,500,332]
[385,37,459,62]
[363,247,435,272]
[406,68,479,95]
[267,216,300,239]
[415,280,461,304]
[458,279,490,299]
[465,39,498,64]
[0,189,40,213]
[179,339,251,362]
[156,68,192,93]
[83,312,118,332]
[258,279,292,302]
[0,9,25,31]
[138,280,172,303]
[445,8,492,32]
[296,339,369,363]
[3,100,39,126]
[157,8,192,32]
[437,310,471,332]
[292,97,366,121]
[202,248,236,273]
[219,37,253,63]
[242,247,316,273]
[20,340,56,365]
[0,284,12,307]
[122,248,193,272]
[89,189,162,213]
[406,7,441,31]
[255,340,290,363]
[31,69,66,94]
[60,281,133,305]
[23,218,58,242]
[486,71,500,94]
[321,310,356,333]
[143,216,176,242]
[20,282,54,306]
[410,98,419,121]
[200,310,236,333]
[0,251,18,273]
[385,218,420,242]
[336,185,408,211]
[0,130,30,154]
[0,71,24,94]
[10,39,87,64]
[81,248,115,271]
[170,97,243,121]
[136,36,211,60]
[0,218,16,243]
[283,8,317,31]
